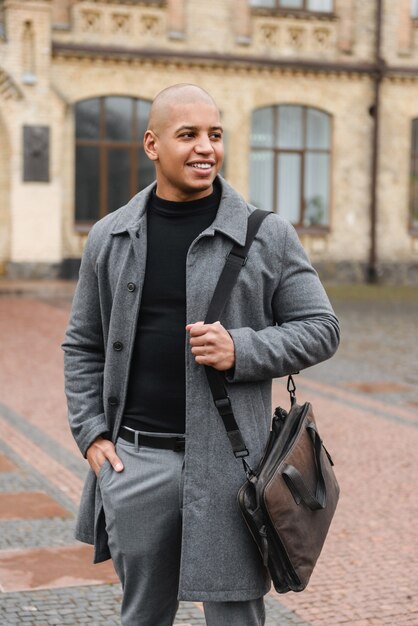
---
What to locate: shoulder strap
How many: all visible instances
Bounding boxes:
[204,209,272,459]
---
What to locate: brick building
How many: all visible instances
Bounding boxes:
[1,0,418,282]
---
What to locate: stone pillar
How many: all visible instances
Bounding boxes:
[167,0,186,40]
[336,0,355,54]
[0,111,11,274]
[397,0,413,56]
[234,0,251,45]
[3,0,63,277]
[52,0,72,29]
[4,0,52,86]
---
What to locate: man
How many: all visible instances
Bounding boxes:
[63,84,340,626]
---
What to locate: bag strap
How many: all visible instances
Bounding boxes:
[204,209,272,459]
[282,422,327,510]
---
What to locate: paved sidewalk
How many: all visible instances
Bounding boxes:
[0,282,417,625]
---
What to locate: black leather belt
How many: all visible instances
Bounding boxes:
[118,426,185,452]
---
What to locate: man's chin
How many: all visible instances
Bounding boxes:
[182,178,216,197]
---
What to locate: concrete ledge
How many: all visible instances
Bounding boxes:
[314,261,418,284]
[3,260,418,284]
[0,278,76,298]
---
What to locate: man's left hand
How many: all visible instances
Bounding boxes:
[186,321,235,371]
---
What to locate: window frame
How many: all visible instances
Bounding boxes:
[74,95,153,230]
[250,104,332,231]
[409,118,418,234]
[249,0,335,18]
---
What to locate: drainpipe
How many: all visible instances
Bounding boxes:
[368,0,384,283]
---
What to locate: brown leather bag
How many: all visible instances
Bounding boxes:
[205,210,340,593]
[237,376,340,593]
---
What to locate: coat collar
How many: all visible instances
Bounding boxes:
[110,177,249,246]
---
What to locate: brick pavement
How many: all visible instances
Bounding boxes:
[0,283,417,625]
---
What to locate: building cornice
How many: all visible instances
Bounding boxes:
[51,42,418,78]
[51,43,375,74]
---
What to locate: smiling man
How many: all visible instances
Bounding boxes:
[63,84,340,626]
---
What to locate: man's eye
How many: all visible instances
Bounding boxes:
[211,133,223,140]
[180,132,194,138]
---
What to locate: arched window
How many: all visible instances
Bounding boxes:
[410,119,418,230]
[75,96,155,225]
[250,105,331,228]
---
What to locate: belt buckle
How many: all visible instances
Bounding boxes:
[173,437,185,452]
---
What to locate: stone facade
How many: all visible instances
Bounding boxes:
[0,0,418,282]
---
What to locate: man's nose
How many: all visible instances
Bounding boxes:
[194,135,213,154]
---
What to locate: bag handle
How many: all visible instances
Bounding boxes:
[204,209,272,459]
[282,422,327,510]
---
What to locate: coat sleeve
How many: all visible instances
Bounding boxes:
[227,221,340,383]
[62,231,109,457]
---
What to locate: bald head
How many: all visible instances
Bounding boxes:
[148,84,220,134]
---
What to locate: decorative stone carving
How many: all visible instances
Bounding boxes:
[111,13,131,35]
[140,13,161,36]
[288,27,304,50]
[71,3,167,44]
[313,27,331,50]
[81,10,102,33]
[260,24,279,47]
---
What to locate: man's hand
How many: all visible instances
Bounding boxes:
[86,437,124,477]
[186,321,235,371]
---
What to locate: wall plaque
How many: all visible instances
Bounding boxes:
[23,125,50,182]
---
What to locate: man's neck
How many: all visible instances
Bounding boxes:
[155,184,214,203]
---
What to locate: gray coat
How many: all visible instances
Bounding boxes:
[62,176,339,602]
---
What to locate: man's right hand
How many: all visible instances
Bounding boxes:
[86,437,124,477]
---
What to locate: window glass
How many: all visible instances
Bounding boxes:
[251,108,274,148]
[250,0,276,6]
[75,98,100,140]
[278,106,303,150]
[250,104,331,227]
[304,153,329,226]
[250,151,274,211]
[410,120,418,228]
[413,119,418,152]
[107,149,132,212]
[137,100,151,141]
[75,96,153,223]
[278,153,301,223]
[280,0,303,8]
[307,0,333,12]
[105,97,133,141]
[138,148,156,191]
[75,146,100,221]
[307,108,330,150]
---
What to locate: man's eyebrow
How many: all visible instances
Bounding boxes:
[175,125,223,133]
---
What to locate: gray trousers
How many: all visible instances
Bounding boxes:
[98,434,265,626]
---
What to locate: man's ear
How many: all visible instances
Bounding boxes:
[143,130,158,161]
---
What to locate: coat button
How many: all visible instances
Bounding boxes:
[113,341,123,351]
[127,282,136,292]
[108,396,119,407]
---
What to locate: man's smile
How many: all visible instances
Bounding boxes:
[187,160,215,170]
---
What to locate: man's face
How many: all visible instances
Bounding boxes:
[144,101,224,202]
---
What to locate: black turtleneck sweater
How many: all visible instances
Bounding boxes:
[122,183,221,434]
